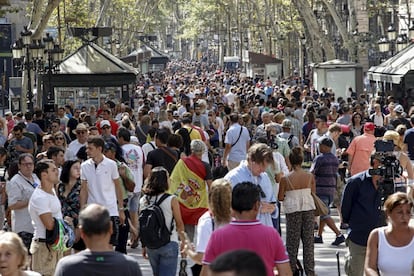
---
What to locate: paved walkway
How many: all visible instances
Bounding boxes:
[127,208,348,276]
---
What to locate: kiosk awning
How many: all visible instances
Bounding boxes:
[367,43,414,84]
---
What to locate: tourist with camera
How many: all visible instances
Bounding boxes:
[341,153,386,276]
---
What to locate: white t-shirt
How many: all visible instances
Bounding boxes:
[142,141,156,160]
[122,143,144,193]
[28,188,62,239]
[225,92,235,106]
[65,139,87,161]
[81,157,120,216]
[195,211,227,253]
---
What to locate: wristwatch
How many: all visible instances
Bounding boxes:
[118,207,126,211]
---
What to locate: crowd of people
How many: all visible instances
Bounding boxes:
[0,59,412,275]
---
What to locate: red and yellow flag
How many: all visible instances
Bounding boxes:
[168,156,208,225]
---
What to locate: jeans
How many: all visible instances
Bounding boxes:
[147,241,179,276]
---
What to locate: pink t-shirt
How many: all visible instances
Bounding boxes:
[203,220,289,276]
[346,133,376,176]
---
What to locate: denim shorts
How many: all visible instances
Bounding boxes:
[128,192,141,213]
[318,194,332,220]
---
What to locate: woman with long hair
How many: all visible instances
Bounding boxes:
[278,147,316,276]
[136,115,151,145]
[121,115,136,135]
[158,109,173,131]
[349,112,364,139]
[328,105,339,122]
[57,160,85,253]
[53,131,68,152]
[183,178,232,276]
[140,167,185,276]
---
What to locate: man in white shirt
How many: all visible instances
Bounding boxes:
[369,103,384,127]
[80,136,125,248]
[6,153,39,250]
[222,114,251,170]
[117,127,144,248]
[65,123,89,161]
[224,87,236,106]
[28,159,63,276]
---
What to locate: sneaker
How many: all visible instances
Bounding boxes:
[340,223,349,230]
[130,237,139,249]
[331,234,345,246]
[314,236,323,243]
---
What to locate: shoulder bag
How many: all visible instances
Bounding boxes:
[311,192,329,216]
[231,126,243,147]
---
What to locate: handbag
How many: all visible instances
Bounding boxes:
[311,192,329,216]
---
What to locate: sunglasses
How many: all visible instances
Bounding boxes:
[76,131,87,134]
[55,137,64,140]
[102,126,110,130]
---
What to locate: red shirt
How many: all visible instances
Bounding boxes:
[96,120,119,136]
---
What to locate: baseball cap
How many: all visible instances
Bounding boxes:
[281,119,293,129]
[100,120,111,128]
[364,122,375,131]
[394,104,404,114]
[173,111,179,117]
[104,142,117,152]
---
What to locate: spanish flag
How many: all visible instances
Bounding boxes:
[168,155,209,225]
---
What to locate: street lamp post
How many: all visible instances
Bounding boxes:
[12,28,64,112]
[301,35,307,79]
[12,27,36,112]
[42,33,64,104]
[377,23,413,62]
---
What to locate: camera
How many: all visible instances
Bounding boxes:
[267,135,279,150]
[369,140,404,205]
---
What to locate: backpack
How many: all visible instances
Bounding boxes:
[177,127,193,156]
[46,218,75,252]
[287,134,294,149]
[139,193,173,249]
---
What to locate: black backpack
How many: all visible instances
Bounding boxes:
[139,193,173,249]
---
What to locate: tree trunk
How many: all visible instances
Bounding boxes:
[32,0,61,39]
[321,0,358,62]
[28,0,45,32]
[292,0,335,62]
